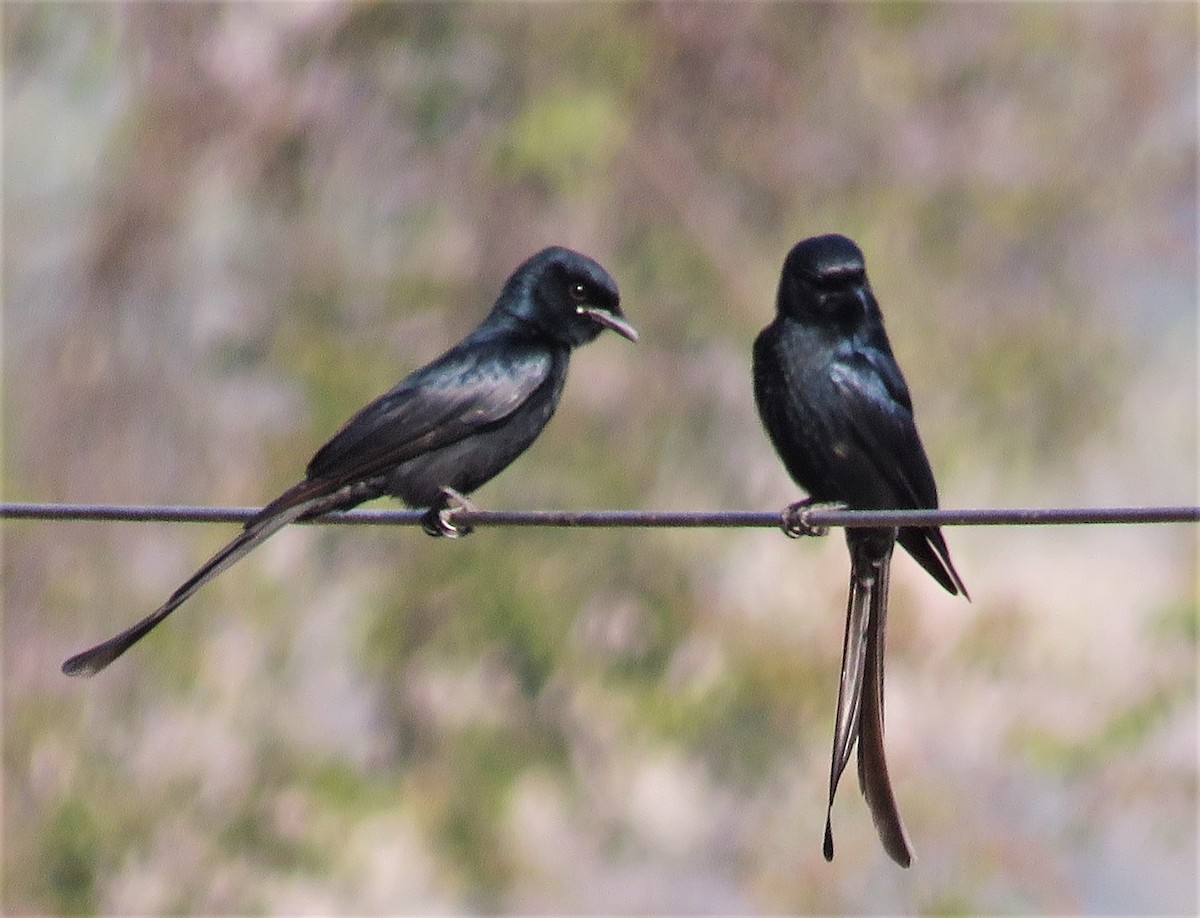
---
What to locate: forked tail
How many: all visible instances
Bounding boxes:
[62,486,342,676]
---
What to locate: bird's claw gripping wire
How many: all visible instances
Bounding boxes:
[780,500,844,539]
[421,487,477,538]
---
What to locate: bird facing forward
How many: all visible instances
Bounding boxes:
[752,233,968,867]
[64,246,636,677]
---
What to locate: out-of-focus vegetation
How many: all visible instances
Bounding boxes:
[4,3,1195,913]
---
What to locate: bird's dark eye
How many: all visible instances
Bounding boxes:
[568,282,588,302]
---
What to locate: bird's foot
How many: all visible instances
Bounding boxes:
[781,499,844,539]
[421,487,477,539]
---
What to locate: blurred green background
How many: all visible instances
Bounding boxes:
[3,2,1196,913]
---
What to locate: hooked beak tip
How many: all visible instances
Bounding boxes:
[577,306,638,343]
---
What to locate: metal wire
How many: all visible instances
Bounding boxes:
[1,502,1196,529]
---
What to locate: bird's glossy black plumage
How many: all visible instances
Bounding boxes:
[63,246,636,677]
[752,233,967,867]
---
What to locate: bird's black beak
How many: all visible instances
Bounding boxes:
[577,306,638,343]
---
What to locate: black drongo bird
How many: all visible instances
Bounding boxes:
[752,233,968,867]
[63,246,637,677]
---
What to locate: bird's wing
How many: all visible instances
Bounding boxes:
[831,350,967,596]
[828,349,938,511]
[304,338,553,489]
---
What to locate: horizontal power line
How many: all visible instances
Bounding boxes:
[1,502,1196,529]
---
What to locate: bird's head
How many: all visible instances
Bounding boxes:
[501,247,637,347]
[777,234,873,328]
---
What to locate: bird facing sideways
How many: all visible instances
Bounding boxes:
[63,246,637,677]
[752,233,968,867]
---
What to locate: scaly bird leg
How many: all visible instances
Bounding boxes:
[781,499,846,539]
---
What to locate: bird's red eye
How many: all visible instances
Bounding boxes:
[568,283,587,301]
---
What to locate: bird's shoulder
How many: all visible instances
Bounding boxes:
[827,336,914,416]
[404,328,560,398]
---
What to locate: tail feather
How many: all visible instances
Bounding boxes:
[855,547,913,867]
[825,535,913,867]
[62,486,346,677]
[823,546,873,862]
[898,525,969,599]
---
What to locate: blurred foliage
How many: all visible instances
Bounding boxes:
[38,800,101,914]
[489,88,631,194]
[3,2,1196,914]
